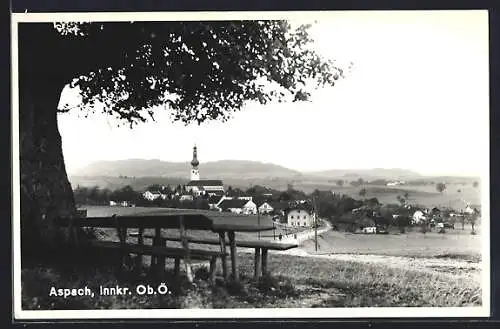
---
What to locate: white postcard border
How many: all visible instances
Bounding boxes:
[11,10,491,320]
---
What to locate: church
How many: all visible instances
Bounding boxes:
[185,145,225,197]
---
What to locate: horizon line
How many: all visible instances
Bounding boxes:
[67,158,481,179]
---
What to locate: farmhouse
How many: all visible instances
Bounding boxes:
[464,205,476,215]
[286,204,315,227]
[362,226,377,234]
[218,199,257,215]
[257,201,274,214]
[185,145,225,196]
[143,190,166,201]
[179,194,194,201]
[412,210,426,224]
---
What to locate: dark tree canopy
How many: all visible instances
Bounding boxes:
[20,20,346,127]
[436,182,446,193]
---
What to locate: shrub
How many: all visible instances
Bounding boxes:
[254,274,298,298]
[194,266,211,281]
[210,285,232,308]
[256,274,280,293]
[225,278,247,297]
[277,280,298,298]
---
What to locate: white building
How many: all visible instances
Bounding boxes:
[464,205,475,215]
[258,202,274,215]
[218,199,257,215]
[287,208,315,227]
[412,210,426,224]
[180,195,194,201]
[142,190,167,201]
[362,226,377,234]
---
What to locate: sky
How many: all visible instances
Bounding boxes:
[56,10,489,177]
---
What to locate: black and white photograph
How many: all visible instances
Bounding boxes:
[12,10,490,319]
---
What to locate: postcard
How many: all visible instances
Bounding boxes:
[11,10,490,320]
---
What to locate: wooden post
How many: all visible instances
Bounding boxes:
[180,215,193,283]
[135,227,144,274]
[152,227,162,276]
[228,231,238,281]
[257,209,261,240]
[254,248,261,279]
[113,215,125,274]
[174,257,181,278]
[261,248,268,276]
[219,231,228,280]
[209,256,217,284]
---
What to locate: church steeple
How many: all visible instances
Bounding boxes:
[190,144,200,181]
[191,145,199,168]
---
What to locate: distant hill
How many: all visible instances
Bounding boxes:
[70,159,478,190]
[70,159,302,180]
[306,168,422,180]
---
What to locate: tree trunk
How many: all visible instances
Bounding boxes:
[19,81,76,260]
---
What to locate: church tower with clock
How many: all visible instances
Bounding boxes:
[190,144,200,181]
[186,144,224,196]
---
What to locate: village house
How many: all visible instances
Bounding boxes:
[464,204,476,215]
[218,199,257,215]
[109,200,134,207]
[286,205,315,227]
[179,194,194,201]
[258,201,274,214]
[412,210,427,224]
[362,226,377,234]
[142,190,167,201]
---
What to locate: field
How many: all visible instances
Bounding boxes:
[321,184,480,210]
[301,228,482,258]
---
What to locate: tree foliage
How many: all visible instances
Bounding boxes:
[436,182,447,193]
[21,21,346,127]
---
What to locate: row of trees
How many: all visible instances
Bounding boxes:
[74,185,211,210]
[335,179,479,193]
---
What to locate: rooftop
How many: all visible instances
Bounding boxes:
[186,180,223,187]
[218,199,250,210]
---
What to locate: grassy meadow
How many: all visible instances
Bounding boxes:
[324,184,481,210]
[301,228,482,259]
[22,251,481,310]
